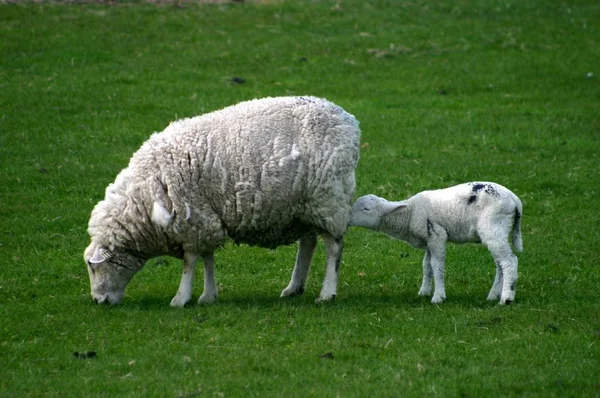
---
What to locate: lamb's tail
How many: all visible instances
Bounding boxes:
[511,194,523,253]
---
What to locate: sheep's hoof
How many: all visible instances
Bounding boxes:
[280,285,305,297]
[170,294,192,308]
[198,293,217,304]
[315,294,336,303]
[431,295,445,304]
[418,288,432,296]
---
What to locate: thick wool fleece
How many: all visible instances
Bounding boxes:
[88,96,360,258]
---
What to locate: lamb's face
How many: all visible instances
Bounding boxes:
[349,195,384,229]
[349,194,408,230]
[84,241,145,304]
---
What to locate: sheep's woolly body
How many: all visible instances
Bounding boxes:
[89,96,359,254]
[86,96,360,305]
[350,182,522,305]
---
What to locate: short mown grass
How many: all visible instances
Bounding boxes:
[1,0,599,396]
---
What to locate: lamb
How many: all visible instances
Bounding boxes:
[349,182,523,304]
[83,96,360,306]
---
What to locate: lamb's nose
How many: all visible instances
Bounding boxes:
[93,298,99,304]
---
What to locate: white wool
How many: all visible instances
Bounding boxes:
[151,201,172,227]
[85,96,360,306]
[350,182,523,305]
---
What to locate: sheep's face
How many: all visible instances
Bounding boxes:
[84,241,146,305]
[349,194,407,229]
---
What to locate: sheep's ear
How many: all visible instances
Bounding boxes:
[89,245,113,265]
[381,200,408,215]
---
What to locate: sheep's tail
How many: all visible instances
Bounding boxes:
[511,194,523,253]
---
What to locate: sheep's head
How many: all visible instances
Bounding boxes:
[349,194,407,229]
[84,241,146,304]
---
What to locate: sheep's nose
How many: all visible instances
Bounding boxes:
[93,298,99,304]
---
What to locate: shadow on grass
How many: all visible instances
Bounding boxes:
[115,290,507,311]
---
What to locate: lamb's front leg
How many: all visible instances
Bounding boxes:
[418,249,433,296]
[316,233,344,303]
[281,232,318,297]
[170,252,199,307]
[198,251,217,304]
[427,238,447,304]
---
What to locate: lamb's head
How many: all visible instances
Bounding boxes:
[84,241,146,304]
[349,194,407,229]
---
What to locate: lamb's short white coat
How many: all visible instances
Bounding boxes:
[84,96,360,306]
[349,182,523,304]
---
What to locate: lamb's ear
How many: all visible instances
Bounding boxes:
[89,245,113,265]
[381,200,408,215]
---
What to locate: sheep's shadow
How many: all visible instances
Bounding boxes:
[120,289,509,311]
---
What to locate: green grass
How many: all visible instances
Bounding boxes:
[1,0,599,396]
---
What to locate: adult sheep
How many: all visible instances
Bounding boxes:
[84,96,360,306]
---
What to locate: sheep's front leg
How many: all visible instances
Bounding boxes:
[170,252,199,307]
[198,251,217,304]
[316,233,344,303]
[418,249,433,296]
[281,232,318,297]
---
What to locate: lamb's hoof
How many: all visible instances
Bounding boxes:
[280,285,305,298]
[198,293,217,304]
[170,294,191,308]
[418,288,432,296]
[431,295,445,304]
[500,292,515,305]
[315,294,336,303]
[487,292,500,301]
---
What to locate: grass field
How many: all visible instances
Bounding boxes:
[1,0,599,396]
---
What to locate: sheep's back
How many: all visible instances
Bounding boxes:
[134,96,360,249]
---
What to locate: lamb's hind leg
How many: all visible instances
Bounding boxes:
[316,233,344,303]
[170,252,199,307]
[487,259,503,301]
[487,242,518,305]
[281,232,318,297]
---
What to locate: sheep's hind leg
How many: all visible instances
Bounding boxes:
[418,249,433,296]
[170,252,199,307]
[281,232,318,297]
[315,233,344,303]
[198,251,217,304]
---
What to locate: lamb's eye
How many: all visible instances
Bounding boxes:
[363,207,372,212]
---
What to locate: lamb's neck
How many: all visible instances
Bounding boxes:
[378,208,412,242]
